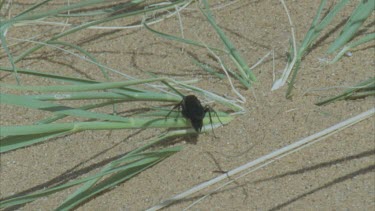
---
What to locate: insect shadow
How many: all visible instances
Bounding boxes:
[166,95,223,135]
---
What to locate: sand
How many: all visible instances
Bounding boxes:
[1,0,374,210]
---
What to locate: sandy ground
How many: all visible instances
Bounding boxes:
[1,0,374,210]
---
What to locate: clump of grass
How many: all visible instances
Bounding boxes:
[325,0,375,56]
[1,133,183,210]
[0,0,239,209]
[0,73,236,149]
[0,0,192,82]
[144,0,256,94]
[273,0,374,98]
[0,72,235,208]
[0,0,240,151]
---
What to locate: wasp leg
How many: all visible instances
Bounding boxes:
[204,106,221,137]
[166,101,182,121]
[205,106,223,125]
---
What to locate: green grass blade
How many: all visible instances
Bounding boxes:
[200,0,256,83]
[330,32,375,63]
[298,0,328,55]
[35,100,127,124]
[220,60,252,89]
[143,22,224,53]
[302,0,351,53]
[0,77,168,92]
[0,26,20,84]
[0,0,5,12]
[1,76,181,103]
[313,0,350,42]
[49,40,109,80]
[327,0,374,54]
[12,0,188,63]
[14,0,53,18]
[285,59,301,99]
[0,156,139,207]
[1,115,232,136]
[32,91,180,102]
[57,160,159,210]
[346,90,375,99]
[0,131,69,153]
[0,66,101,84]
[11,0,109,22]
[145,72,185,98]
[271,0,327,91]
[0,146,181,209]
[1,93,131,123]
[0,67,146,93]
[190,56,225,79]
[286,0,350,98]
[56,0,144,17]
[56,146,181,210]
[55,129,193,211]
[316,77,375,106]
[347,31,375,47]
[144,22,252,88]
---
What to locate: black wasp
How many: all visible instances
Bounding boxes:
[167,95,222,133]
